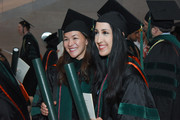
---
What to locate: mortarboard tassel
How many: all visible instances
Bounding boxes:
[147,16,152,42]
[140,24,144,70]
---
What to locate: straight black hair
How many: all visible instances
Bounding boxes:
[92,23,128,103]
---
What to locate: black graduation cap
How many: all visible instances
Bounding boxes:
[97,0,142,36]
[44,32,58,42]
[61,9,95,36]
[19,17,34,29]
[97,11,128,36]
[147,0,180,20]
[146,0,180,29]
[44,32,59,48]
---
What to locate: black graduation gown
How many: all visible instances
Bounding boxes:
[95,60,159,120]
[20,32,40,96]
[0,53,30,120]
[42,48,58,70]
[144,34,180,120]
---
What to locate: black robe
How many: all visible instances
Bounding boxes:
[42,48,58,70]
[20,32,40,96]
[94,59,159,120]
[144,34,180,120]
[0,53,30,120]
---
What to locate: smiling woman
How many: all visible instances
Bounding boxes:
[31,9,95,120]
[92,11,160,120]
[63,28,88,60]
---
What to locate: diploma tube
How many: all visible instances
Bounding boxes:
[64,63,90,120]
[11,47,19,75]
[32,58,58,120]
[58,29,63,43]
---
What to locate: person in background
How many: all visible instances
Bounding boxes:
[32,9,95,120]
[144,1,180,120]
[126,30,140,59]
[134,29,149,59]
[31,32,59,119]
[41,32,59,69]
[0,49,30,120]
[18,18,40,113]
[92,10,159,120]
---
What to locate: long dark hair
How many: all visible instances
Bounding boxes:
[92,24,128,103]
[56,33,92,85]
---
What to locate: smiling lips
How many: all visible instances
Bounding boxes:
[69,48,77,52]
[98,44,106,51]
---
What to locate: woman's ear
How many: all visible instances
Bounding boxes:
[85,38,88,45]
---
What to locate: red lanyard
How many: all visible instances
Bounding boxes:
[127,62,149,87]
[45,50,53,71]
[58,85,62,120]
[97,74,108,117]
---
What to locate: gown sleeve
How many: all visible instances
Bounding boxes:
[117,66,159,120]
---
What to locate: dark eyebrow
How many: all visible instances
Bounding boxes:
[101,29,108,31]
[72,34,78,37]
[95,28,109,31]
[64,34,78,38]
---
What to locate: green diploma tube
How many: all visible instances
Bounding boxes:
[58,29,63,43]
[64,63,90,120]
[11,47,19,75]
[32,58,58,120]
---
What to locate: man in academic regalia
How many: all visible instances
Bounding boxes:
[0,49,30,120]
[18,19,40,107]
[144,1,180,120]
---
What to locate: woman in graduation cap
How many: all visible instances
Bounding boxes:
[91,11,160,120]
[32,9,94,120]
[0,49,30,120]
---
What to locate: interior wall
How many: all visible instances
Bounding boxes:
[0,0,149,62]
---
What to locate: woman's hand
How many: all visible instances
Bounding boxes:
[40,101,56,116]
[40,102,49,116]
[91,117,103,120]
